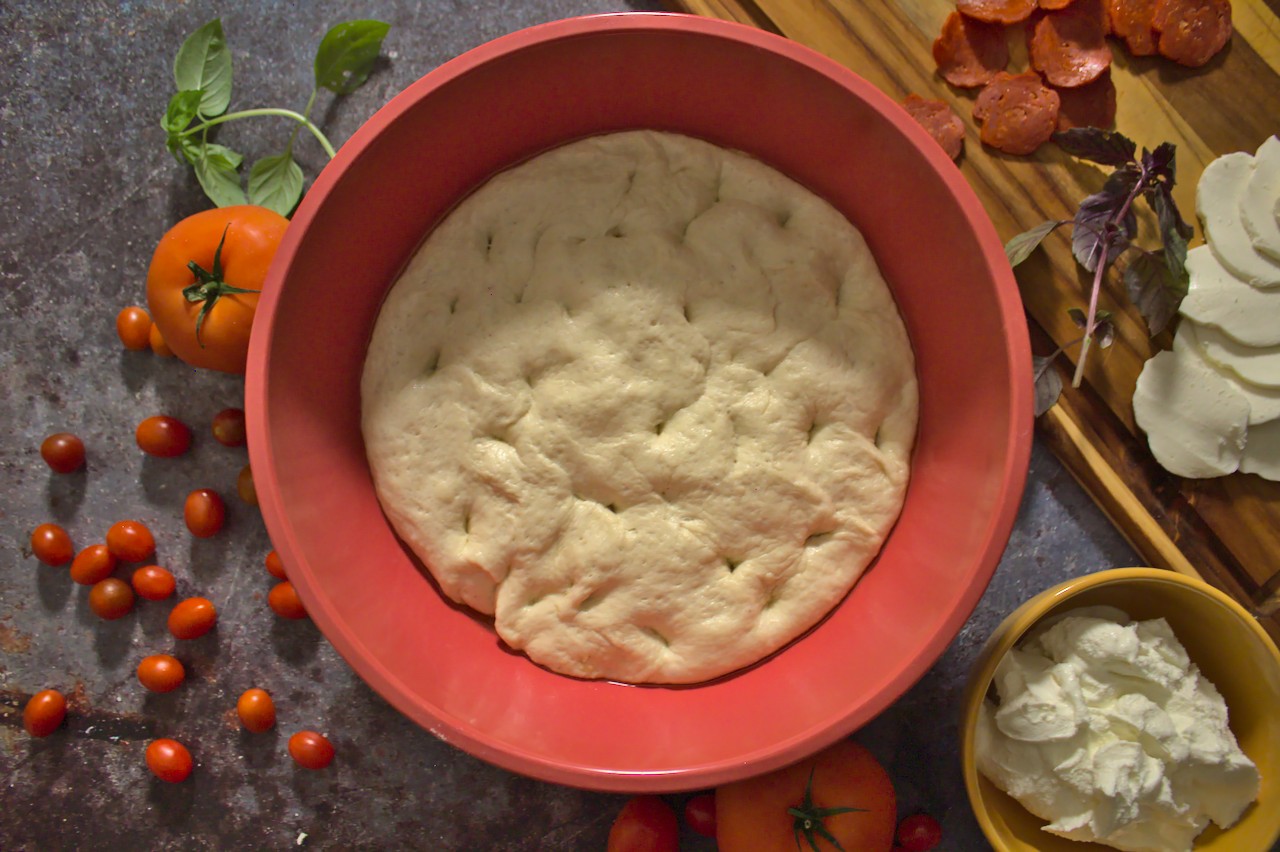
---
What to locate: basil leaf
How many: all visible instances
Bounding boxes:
[203,143,244,170]
[1144,142,1177,185]
[1123,250,1187,336]
[248,152,304,217]
[1052,128,1137,167]
[1033,354,1064,416]
[1005,220,1064,267]
[194,146,246,207]
[1071,167,1139,272]
[162,89,202,134]
[168,134,202,165]
[174,19,233,117]
[1094,317,1116,350]
[314,20,390,95]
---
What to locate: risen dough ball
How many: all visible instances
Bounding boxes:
[362,131,918,683]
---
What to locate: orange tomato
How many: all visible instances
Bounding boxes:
[23,689,68,737]
[146,205,288,374]
[116,306,152,351]
[236,688,276,733]
[716,739,897,852]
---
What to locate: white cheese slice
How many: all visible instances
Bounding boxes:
[1133,347,1248,478]
[1240,135,1280,261]
[1175,324,1280,424]
[1197,152,1280,289]
[1184,317,1280,389]
[1179,244,1280,347]
[1241,418,1280,481]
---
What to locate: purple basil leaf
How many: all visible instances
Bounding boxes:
[1123,250,1187,336]
[1053,128,1138,167]
[1143,142,1177,185]
[1006,220,1065,267]
[1094,317,1116,349]
[1033,354,1064,416]
[1068,306,1087,328]
[1072,168,1138,272]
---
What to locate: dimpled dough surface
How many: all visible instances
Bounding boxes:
[361,131,918,684]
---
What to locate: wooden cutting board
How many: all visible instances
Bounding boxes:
[666,0,1280,642]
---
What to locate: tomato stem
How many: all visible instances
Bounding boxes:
[183,224,260,347]
[789,766,865,852]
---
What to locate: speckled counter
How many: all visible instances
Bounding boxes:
[0,2,1140,849]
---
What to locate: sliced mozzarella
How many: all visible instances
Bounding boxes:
[1197,152,1280,289]
[1241,418,1280,481]
[1133,348,1248,478]
[1240,136,1280,261]
[1180,244,1280,347]
[1174,324,1280,424]
[1183,318,1280,389]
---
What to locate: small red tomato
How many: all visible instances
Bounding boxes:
[23,689,68,737]
[131,565,176,601]
[168,596,217,640]
[146,738,193,783]
[211,407,247,447]
[30,523,73,566]
[236,464,257,505]
[136,654,186,693]
[607,796,680,852]
[268,581,308,620]
[89,578,135,620]
[236,688,277,733]
[135,415,192,457]
[184,489,226,538]
[288,730,335,769]
[149,323,174,357]
[40,432,85,473]
[70,544,118,586]
[264,550,287,580]
[683,793,717,839]
[896,813,943,852]
[116,305,153,351]
[106,519,156,562]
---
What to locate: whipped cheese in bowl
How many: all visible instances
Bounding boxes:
[975,605,1260,852]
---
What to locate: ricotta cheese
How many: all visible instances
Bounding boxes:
[361,131,918,684]
[976,607,1261,852]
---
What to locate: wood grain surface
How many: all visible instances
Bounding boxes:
[665,0,1280,640]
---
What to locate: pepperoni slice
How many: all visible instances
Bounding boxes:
[973,71,1062,155]
[933,11,1011,88]
[1152,0,1232,67]
[901,95,966,160]
[1053,69,1118,131]
[957,0,1039,24]
[1029,0,1113,87]
[1040,0,1076,9]
[1107,0,1159,55]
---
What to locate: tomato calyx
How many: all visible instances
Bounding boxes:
[788,767,864,852]
[183,224,260,347]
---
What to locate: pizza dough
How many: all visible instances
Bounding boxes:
[361,131,918,684]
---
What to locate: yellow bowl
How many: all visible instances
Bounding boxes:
[960,567,1280,851]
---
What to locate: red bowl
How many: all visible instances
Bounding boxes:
[246,12,1032,792]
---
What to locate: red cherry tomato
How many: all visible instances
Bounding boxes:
[268,581,308,620]
[30,523,73,566]
[896,813,943,852]
[607,796,679,852]
[168,597,217,640]
[70,544,118,586]
[288,731,335,769]
[264,550,287,580]
[184,489,226,538]
[116,306,152,351]
[236,464,257,505]
[131,565,176,601]
[146,738,193,783]
[683,793,717,839]
[136,654,185,693]
[106,519,155,562]
[23,689,68,737]
[237,688,277,733]
[135,415,192,457]
[89,578,135,620]
[149,323,174,357]
[40,432,85,473]
[211,407,247,447]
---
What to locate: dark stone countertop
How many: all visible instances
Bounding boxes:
[0,2,1139,849]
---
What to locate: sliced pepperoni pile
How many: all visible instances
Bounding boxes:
[973,72,1062,155]
[928,0,1231,155]
[901,95,967,160]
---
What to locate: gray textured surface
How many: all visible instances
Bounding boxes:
[0,2,1140,849]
